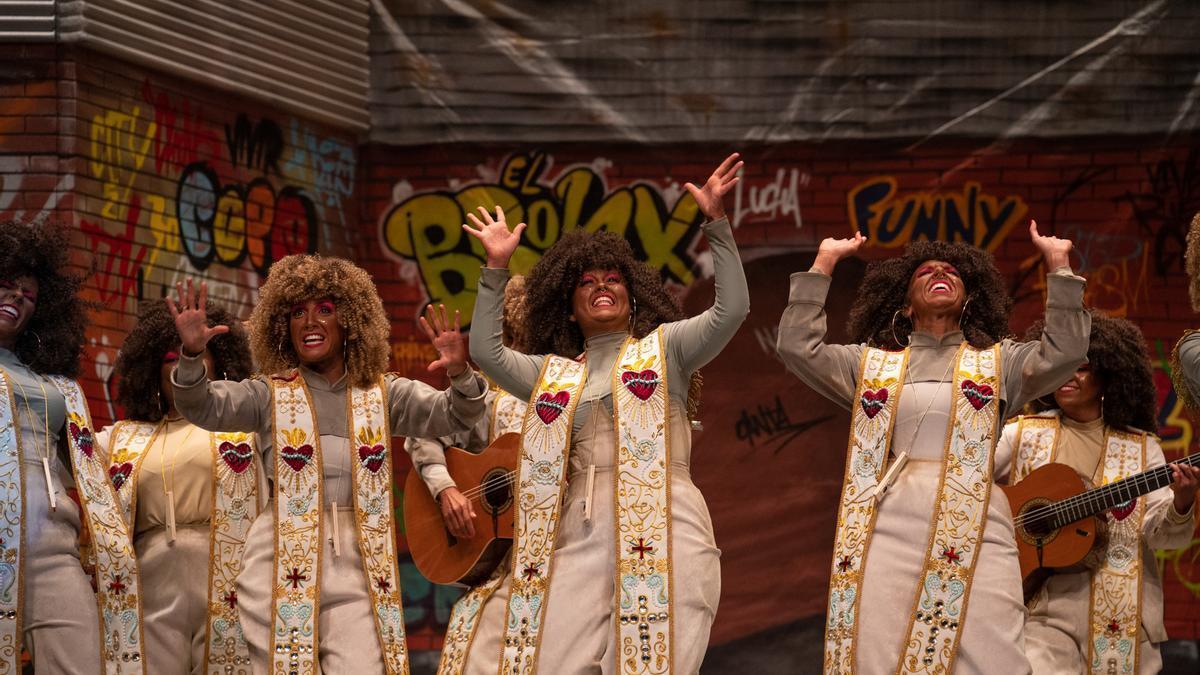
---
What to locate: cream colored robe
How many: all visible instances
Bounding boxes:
[995,415,1196,674]
[775,269,1090,674]
[0,347,102,673]
[171,361,487,674]
[457,216,749,674]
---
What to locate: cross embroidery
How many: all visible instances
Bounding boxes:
[286,567,308,589]
[837,555,853,573]
[630,538,654,559]
[619,594,667,664]
[224,591,238,610]
[107,574,127,594]
[375,576,392,593]
[522,563,542,582]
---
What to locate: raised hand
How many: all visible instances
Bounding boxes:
[812,231,867,275]
[685,152,743,221]
[1029,219,1073,271]
[165,278,229,356]
[421,304,468,377]
[461,205,526,269]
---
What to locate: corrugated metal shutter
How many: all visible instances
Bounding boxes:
[0,1,56,41]
[58,0,368,132]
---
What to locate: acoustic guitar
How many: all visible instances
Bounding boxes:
[1001,451,1200,599]
[403,433,520,586]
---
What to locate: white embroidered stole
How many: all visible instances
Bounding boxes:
[490,389,527,439]
[205,430,260,674]
[347,382,408,674]
[106,421,259,674]
[438,390,527,675]
[897,345,1001,673]
[0,370,26,672]
[269,374,409,675]
[612,329,673,674]
[1087,430,1146,675]
[1011,414,1061,483]
[48,376,146,674]
[269,374,322,675]
[824,347,909,673]
[497,355,586,675]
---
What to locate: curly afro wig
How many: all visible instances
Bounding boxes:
[117,299,253,422]
[1185,210,1200,312]
[0,220,89,377]
[522,229,702,416]
[502,274,530,352]
[847,240,1012,349]
[1026,310,1157,433]
[249,255,390,388]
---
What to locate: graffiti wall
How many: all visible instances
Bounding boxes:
[366,139,1200,652]
[68,51,358,421]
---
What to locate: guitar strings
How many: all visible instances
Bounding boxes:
[1012,453,1200,527]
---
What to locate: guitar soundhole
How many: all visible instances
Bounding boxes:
[481,467,513,515]
[1015,497,1060,547]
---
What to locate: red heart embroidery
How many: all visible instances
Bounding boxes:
[961,379,994,411]
[1110,500,1137,521]
[280,444,314,472]
[358,444,386,474]
[70,422,95,458]
[860,388,888,419]
[535,391,570,425]
[108,462,133,490]
[219,441,254,474]
[621,369,660,401]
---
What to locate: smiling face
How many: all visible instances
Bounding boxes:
[571,268,631,339]
[905,260,966,321]
[1053,362,1103,416]
[288,298,344,368]
[0,275,38,350]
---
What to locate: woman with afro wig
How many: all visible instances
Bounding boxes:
[0,221,105,672]
[776,222,1090,674]
[449,154,748,674]
[996,312,1198,674]
[167,254,488,674]
[93,299,257,674]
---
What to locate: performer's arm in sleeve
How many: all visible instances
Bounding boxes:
[1172,330,1200,408]
[1141,435,1196,551]
[469,267,545,401]
[993,421,1019,486]
[404,435,460,498]
[663,216,750,372]
[999,269,1090,413]
[776,270,865,410]
[172,351,269,433]
[386,370,487,440]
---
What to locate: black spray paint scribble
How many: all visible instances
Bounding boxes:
[734,395,835,454]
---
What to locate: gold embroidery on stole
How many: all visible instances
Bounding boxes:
[0,370,26,673]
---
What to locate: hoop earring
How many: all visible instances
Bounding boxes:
[959,296,972,325]
[629,297,638,332]
[26,330,42,352]
[890,309,911,348]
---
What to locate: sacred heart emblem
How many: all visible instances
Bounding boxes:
[280,444,314,472]
[621,369,660,401]
[535,391,570,425]
[108,462,133,490]
[358,444,386,474]
[961,379,994,411]
[860,388,888,419]
[219,441,254,474]
[70,422,95,458]
[1110,500,1136,521]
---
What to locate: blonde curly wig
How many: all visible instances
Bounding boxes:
[1186,211,1200,312]
[249,255,390,387]
[502,274,529,351]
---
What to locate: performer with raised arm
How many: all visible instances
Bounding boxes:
[776,222,1089,673]
[1,221,136,672]
[439,154,748,675]
[95,299,259,674]
[167,255,488,675]
[997,312,1198,674]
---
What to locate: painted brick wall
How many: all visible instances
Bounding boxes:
[364,138,1200,641]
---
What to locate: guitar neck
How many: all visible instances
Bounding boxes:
[1049,451,1200,529]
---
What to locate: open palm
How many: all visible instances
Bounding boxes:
[685,153,743,221]
[462,206,526,269]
